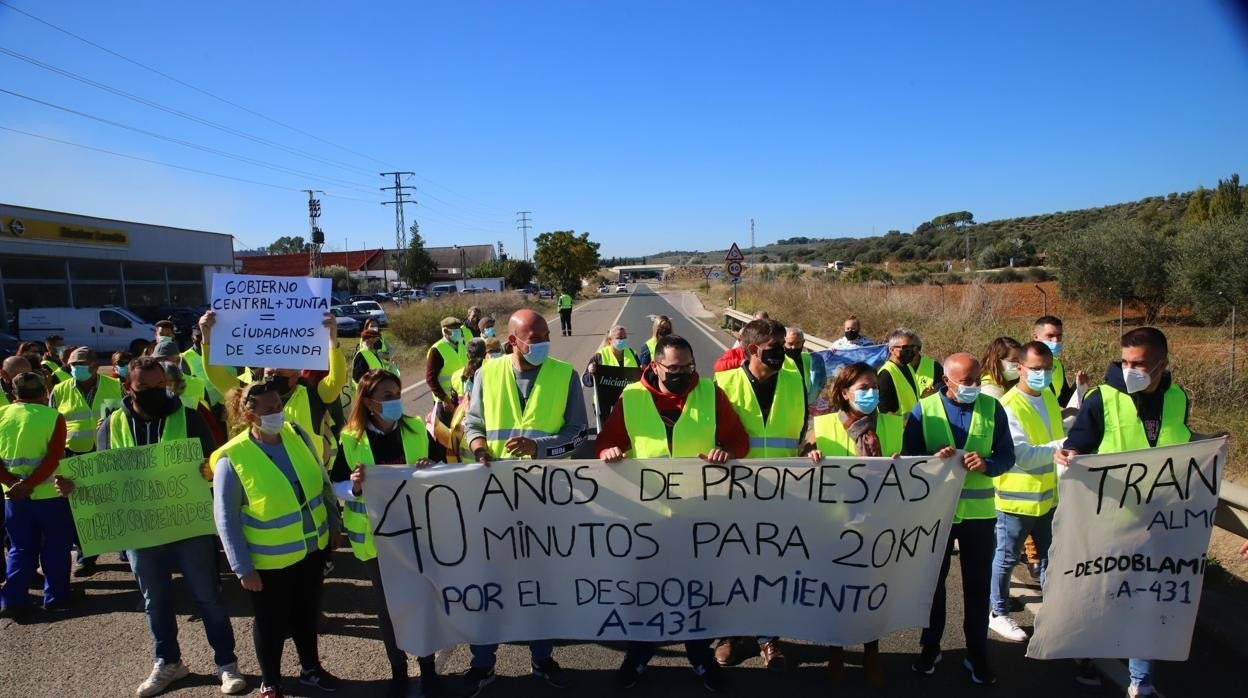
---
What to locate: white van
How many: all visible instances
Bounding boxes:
[18,306,157,355]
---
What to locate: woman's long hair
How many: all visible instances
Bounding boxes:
[981,336,1022,387]
[828,361,877,414]
[344,369,404,436]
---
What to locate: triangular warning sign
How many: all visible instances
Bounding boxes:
[724,243,745,262]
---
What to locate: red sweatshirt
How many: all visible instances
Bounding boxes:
[713,346,745,373]
[596,368,749,459]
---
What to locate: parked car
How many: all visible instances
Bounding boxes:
[597,284,609,294]
[18,306,157,355]
[430,283,458,297]
[332,303,372,326]
[328,307,362,337]
[348,294,381,304]
[352,300,389,326]
[538,288,554,299]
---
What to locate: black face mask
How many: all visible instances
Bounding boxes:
[133,387,167,415]
[784,348,803,362]
[660,371,693,395]
[897,347,917,363]
[844,330,860,341]
[759,346,786,369]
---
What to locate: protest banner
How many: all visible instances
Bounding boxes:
[366,455,967,656]
[209,273,332,371]
[590,365,642,431]
[1027,437,1227,661]
[62,438,213,557]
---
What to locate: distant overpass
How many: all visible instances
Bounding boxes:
[609,264,671,280]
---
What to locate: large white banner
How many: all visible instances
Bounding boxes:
[1028,437,1227,660]
[209,273,331,371]
[365,456,967,656]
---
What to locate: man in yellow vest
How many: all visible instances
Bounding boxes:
[49,346,122,575]
[0,355,29,405]
[557,291,574,336]
[425,316,467,416]
[712,318,806,671]
[902,353,1015,686]
[53,356,245,696]
[0,372,72,618]
[600,334,745,693]
[878,328,926,416]
[464,305,483,340]
[461,308,585,693]
[908,341,944,396]
[1033,315,1088,408]
[1058,327,1196,698]
[151,340,209,411]
[989,341,1064,644]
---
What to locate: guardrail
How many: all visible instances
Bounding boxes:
[722,307,1248,541]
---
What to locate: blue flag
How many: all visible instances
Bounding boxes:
[811,344,889,381]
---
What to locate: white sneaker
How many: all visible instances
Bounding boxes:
[218,662,247,694]
[137,661,190,697]
[989,613,1029,642]
[1127,684,1155,697]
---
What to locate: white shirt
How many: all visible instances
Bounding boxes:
[830,335,875,350]
[1003,390,1064,476]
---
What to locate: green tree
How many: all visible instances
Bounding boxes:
[470,258,536,289]
[268,235,308,254]
[400,223,437,288]
[533,230,600,294]
[313,264,350,291]
[1184,187,1211,226]
[1172,215,1248,324]
[1209,173,1244,220]
[1051,218,1172,322]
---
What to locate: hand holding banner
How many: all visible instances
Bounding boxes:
[1028,437,1227,661]
[209,273,332,371]
[62,438,213,557]
[365,456,966,657]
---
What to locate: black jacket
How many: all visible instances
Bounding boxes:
[1062,361,1188,453]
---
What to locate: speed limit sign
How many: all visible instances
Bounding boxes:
[726,261,743,276]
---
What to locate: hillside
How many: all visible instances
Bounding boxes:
[646,179,1245,267]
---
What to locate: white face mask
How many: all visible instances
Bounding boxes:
[1000,360,1019,381]
[1122,365,1152,394]
[258,412,285,435]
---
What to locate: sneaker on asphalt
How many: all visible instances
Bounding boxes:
[911,645,942,675]
[137,661,191,697]
[531,657,568,688]
[218,663,247,694]
[963,657,997,685]
[694,664,726,694]
[1074,659,1103,687]
[462,667,496,698]
[298,665,340,692]
[1127,684,1155,697]
[615,658,644,689]
[989,612,1030,642]
[258,686,284,698]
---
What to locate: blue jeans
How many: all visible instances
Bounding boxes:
[470,641,554,669]
[990,509,1053,616]
[1128,658,1153,689]
[128,535,237,667]
[2,497,74,609]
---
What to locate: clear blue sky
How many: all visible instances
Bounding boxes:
[1,1,1246,257]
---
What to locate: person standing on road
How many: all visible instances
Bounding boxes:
[354,329,398,384]
[584,325,639,386]
[600,334,745,694]
[989,341,1063,645]
[426,317,467,421]
[784,327,826,406]
[0,355,29,406]
[213,380,341,698]
[830,315,874,349]
[1057,327,1201,698]
[877,328,927,416]
[332,369,447,698]
[979,336,1022,399]
[803,361,901,688]
[557,291,574,336]
[0,372,71,619]
[904,353,1015,686]
[53,356,246,697]
[1033,315,1089,409]
[464,306,483,340]
[638,315,673,367]
[712,318,806,671]
[461,308,585,695]
[49,346,121,576]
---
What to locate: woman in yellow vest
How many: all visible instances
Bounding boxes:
[583,325,639,389]
[434,340,487,464]
[804,361,902,688]
[330,369,446,697]
[638,315,673,367]
[353,329,398,385]
[979,336,1021,399]
[213,381,341,697]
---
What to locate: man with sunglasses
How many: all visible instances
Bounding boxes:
[599,334,747,693]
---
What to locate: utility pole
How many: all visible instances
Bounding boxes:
[750,218,755,250]
[381,172,416,291]
[301,189,324,276]
[517,211,532,261]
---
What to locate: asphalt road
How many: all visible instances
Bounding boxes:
[0,283,1237,697]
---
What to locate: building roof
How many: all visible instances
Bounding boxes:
[239,249,385,276]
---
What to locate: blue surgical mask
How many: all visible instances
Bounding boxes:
[1025,368,1053,391]
[483,327,496,338]
[1043,340,1062,357]
[851,388,880,414]
[378,398,404,422]
[953,383,981,404]
[115,366,129,379]
[463,379,474,397]
[613,338,628,351]
[523,341,550,365]
[71,365,92,382]
[449,329,463,343]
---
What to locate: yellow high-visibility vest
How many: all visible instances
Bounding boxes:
[620,379,716,458]
[479,356,573,459]
[879,361,919,416]
[52,375,121,453]
[339,416,428,561]
[107,406,187,449]
[714,359,805,458]
[918,392,998,522]
[1095,383,1191,453]
[997,387,1062,516]
[599,345,639,368]
[0,402,61,499]
[812,411,904,457]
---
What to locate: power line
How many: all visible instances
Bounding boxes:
[0,0,388,167]
[517,211,532,261]
[0,86,379,194]
[381,171,416,251]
